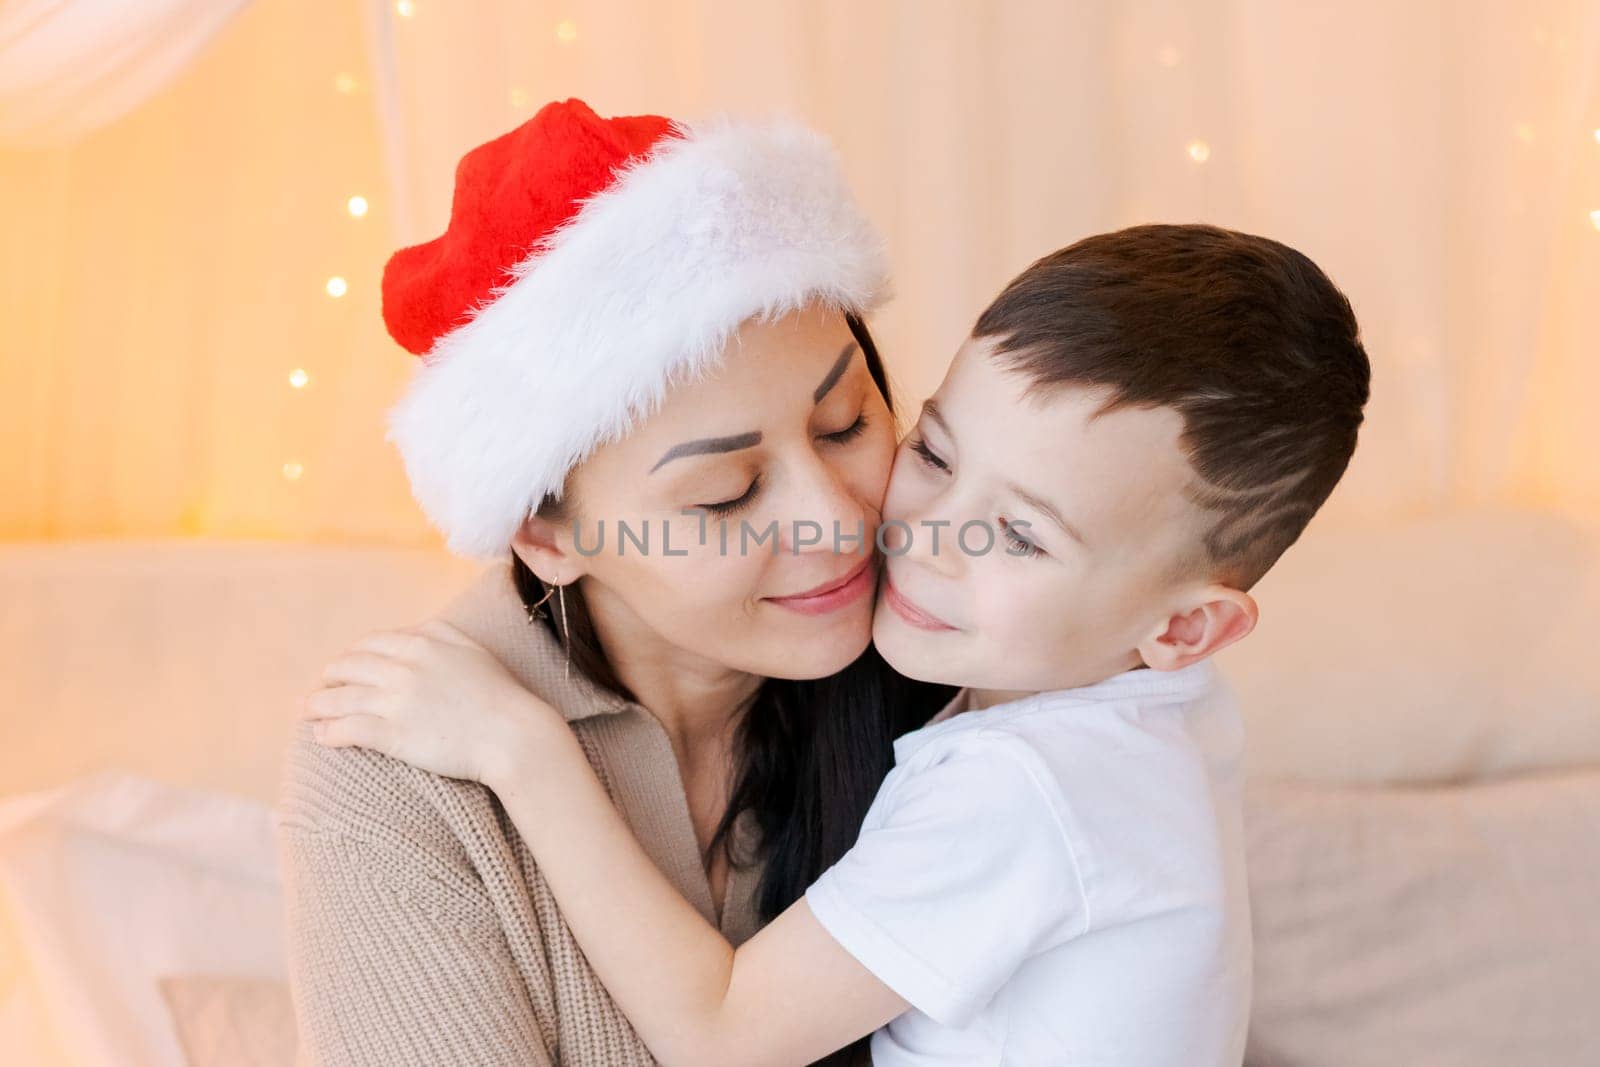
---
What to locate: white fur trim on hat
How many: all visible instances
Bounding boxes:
[384,115,891,559]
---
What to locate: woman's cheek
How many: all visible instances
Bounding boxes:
[676,532,772,615]
[825,432,893,521]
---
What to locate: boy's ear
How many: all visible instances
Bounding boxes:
[510,511,589,587]
[1137,585,1258,670]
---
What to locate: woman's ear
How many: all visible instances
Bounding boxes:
[511,510,588,587]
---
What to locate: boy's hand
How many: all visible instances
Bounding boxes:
[298,619,563,787]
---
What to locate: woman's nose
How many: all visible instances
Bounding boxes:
[778,455,876,556]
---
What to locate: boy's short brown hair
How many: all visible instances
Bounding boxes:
[973,223,1371,591]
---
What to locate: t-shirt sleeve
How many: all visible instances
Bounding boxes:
[803,734,1089,1027]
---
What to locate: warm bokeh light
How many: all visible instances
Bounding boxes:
[281,461,304,481]
[288,368,310,389]
[5,0,1597,563]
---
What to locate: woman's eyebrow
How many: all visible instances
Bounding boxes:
[648,340,856,474]
[813,341,859,403]
[650,431,763,474]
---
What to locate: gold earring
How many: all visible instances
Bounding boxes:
[524,582,557,624]
[558,583,571,682]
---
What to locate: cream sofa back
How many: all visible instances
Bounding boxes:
[4,509,1598,801]
[0,540,477,802]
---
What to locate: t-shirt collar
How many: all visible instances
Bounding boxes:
[899,658,1221,763]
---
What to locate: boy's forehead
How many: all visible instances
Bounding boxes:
[943,337,1199,520]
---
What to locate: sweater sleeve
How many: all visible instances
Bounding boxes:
[275,722,555,1067]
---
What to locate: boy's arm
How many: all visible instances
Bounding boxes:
[487,706,908,1067]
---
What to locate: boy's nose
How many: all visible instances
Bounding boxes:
[888,508,966,579]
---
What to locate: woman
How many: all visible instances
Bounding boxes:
[276,98,949,1066]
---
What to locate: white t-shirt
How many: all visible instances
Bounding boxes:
[804,657,1252,1066]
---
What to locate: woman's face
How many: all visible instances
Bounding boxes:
[514,304,896,680]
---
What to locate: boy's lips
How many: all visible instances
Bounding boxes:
[882,572,958,632]
[766,554,876,615]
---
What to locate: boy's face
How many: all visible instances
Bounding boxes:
[872,335,1231,693]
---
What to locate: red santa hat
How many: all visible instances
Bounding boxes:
[381,98,890,559]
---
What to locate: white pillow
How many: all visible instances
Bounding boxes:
[0,773,284,1067]
[1243,768,1600,1066]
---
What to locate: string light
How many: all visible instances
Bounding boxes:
[304,48,380,499]
[395,0,415,17]
[1593,129,1600,145]
[1514,122,1535,143]
[1186,140,1211,164]
[1590,210,1600,231]
[282,461,304,482]
[555,19,578,45]
[510,87,529,109]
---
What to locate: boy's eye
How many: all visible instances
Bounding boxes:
[697,474,762,516]
[910,437,949,472]
[821,413,868,444]
[1001,517,1046,560]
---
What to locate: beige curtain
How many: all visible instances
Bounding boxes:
[3,0,1597,551]
[0,0,251,148]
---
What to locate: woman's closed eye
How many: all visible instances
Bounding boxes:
[695,410,867,515]
[693,409,868,515]
[697,474,763,516]
[819,411,868,444]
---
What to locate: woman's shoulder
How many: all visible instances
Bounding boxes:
[275,715,510,883]
[276,561,522,843]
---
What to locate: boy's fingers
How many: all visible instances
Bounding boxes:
[312,713,391,751]
[347,628,430,661]
[319,650,394,689]
[301,682,378,721]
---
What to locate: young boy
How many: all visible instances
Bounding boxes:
[305,223,1370,1065]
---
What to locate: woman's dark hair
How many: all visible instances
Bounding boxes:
[511,311,951,1067]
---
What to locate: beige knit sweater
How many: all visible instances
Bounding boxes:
[276,561,778,1065]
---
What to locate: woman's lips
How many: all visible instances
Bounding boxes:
[766,554,876,616]
[882,572,958,631]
